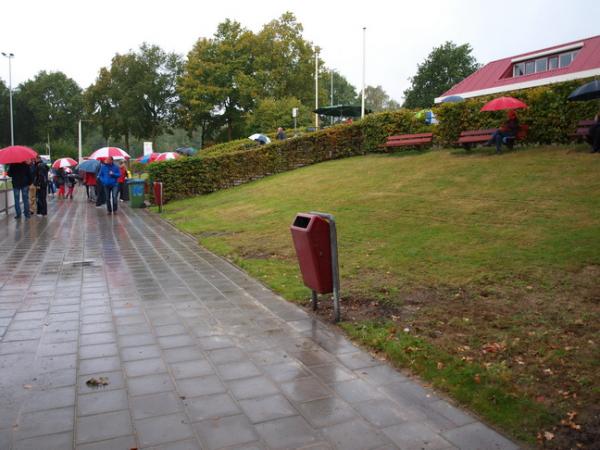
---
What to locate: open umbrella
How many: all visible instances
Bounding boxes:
[313,105,372,117]
[154,152,181,162]
[52,157,78,169]
[0,145,38,164]
[248,134,271,144]
[77,159,100,173]
[175,147,197,156]
[441,95,464,103]
[481,97,528,112]
[89,147,131,160]
[567,80,600,102]
[137,153,161,164]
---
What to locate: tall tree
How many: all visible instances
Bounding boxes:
[85,44,182,148]
[364,85,400,112]
[179,20,257,141]
[15,71,82,145]
[254,12,316,104]
[320,70,358,106]
[403,41,479,108]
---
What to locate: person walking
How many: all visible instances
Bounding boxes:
[47,167,57,198]
[55,168,67,199]
[28,160,37,215]
[84,170,97,202]
[66,169,77,199]
[98,156,121,214]
[33,156,49,216]
[95,162,105,208]
[7,162,33,219]
[118,161,129,202]
[276,127,287,140]
[586,112,600,153]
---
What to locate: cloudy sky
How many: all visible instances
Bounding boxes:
[1,0,599,102]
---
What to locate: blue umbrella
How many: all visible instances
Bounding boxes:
[77,159,100,173]
[441,95,464,103]
[175,147,197,156]
[567,80,600,102]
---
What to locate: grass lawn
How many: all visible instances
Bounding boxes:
[161,145,600,448]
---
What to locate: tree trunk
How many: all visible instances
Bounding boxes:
[227,118,232,141]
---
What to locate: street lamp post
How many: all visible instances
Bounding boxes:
[361,27,366,119]
[1,52,15,145]
[314,48,319,129]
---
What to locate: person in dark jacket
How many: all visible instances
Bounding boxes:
[98,156,121,214]
[55,168,67,199]
[587,112,600,153]
[7,162,33,219]
[488,110,520,154]
[95,162,105,207]
[33,156,49,216]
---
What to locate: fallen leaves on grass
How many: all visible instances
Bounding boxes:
[560,411,582,431]
[481,342,506,354]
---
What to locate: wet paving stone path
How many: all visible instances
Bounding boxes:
[0,196,520,449]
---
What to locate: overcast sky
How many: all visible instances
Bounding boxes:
[2,0,599,103]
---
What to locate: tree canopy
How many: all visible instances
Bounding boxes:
[403,41,479,108]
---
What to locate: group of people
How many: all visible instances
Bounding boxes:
[7,156,50,219]
[7,156,130,219]
[83,156,129,214]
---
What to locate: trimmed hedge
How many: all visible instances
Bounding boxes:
[149,78,597,203]
[148,110,429,202]
[433,77,597,146]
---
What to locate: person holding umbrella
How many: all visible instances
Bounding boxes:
[7,162,33,219]
[487,110,520,154]
[587,112,600,153]
[98,156,121,214]
[33,156,49,216]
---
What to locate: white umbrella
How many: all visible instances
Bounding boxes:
[89,147,131,160]
[248,134,271,144]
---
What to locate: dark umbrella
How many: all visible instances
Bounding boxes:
[441,95,464,103]
[77,159,100,173]
[175,147,197,156]
[313,105,372,117]
[567,80,600,102]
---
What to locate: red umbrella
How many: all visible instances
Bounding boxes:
[0,145,38,164]
[52,157,78,169]
[154,152,181,162]
[89,147,131,160]
[480,97,528,112]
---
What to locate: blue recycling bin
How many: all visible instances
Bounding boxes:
[127,179,146,208]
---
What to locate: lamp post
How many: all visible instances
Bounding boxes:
[1,52,15,145]
[314,47,319,129]
[361,27,366,119]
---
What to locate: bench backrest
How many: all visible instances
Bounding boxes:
[516,124,529,140]
[387,133,433,141]
[459,129,496,137]
[577,120,596,127]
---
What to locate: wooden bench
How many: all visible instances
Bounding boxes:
[457,125,529,150]
[379,133,433,150]
[570,120,595,141]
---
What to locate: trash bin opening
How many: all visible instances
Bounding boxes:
[293,215,311,229]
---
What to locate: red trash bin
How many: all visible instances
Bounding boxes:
[290,213,333,294]
[153,182,163,211]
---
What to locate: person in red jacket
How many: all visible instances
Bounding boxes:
[118,161,129,201]
[84,171,97,202]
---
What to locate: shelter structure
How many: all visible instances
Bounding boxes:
[435,34,600,103]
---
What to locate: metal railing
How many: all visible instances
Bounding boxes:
[0,177,14,215]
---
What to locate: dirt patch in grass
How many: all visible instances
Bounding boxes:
[306,266,600,449]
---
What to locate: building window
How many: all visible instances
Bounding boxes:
[536,58,547,72]
[512,49,579,77]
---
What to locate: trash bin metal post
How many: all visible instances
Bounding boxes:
[311,290,318,311]
[310,211,341,322]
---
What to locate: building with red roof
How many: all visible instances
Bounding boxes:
[435,34,600,103]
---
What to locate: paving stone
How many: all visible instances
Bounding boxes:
[442,422,519,450]
[38,341,78,356]
[15,406,74,440]
[75,435,137,450]
[381,380,437,405]
[121,344,162,361]
[383,422,453,450]
[154,324,187,337]
[194,414,258,450]
[428,400,476,427]
[184,392,241,422]
[78,356,121,375]
[127,373,175,396]
[158,334,196,349]
[262,360,311,382]
[296,396,358,428]
[135,412,194,447]
[227,375,280,400]
[337,351,381,370]
[21,386,76,412]
[79,332,116,346]
[311,364,357,385]
[280,377,331,402]
[208,347,247,364]
[239,394,297,423]
[124,358,168,377]
[322,418,390,450]
[176,375,226,397]
[197,335,235,350]
[333,378,385,403]
[255,415,319,449]
[354,398,413,427]
[170,359,214,379]
[13,431,73,450]
[76,410,133,444]
[77,388,129,416]
[145,440,203,450]
[356,364,408,386]
[118,333,156,348]
[79,343,118,359]
[131,391,183,420]
[217,360,261,380]
[163,346,207,364]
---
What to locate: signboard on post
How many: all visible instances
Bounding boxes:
[143,142,153,156]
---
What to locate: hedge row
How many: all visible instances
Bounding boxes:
[148,78,597,203]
